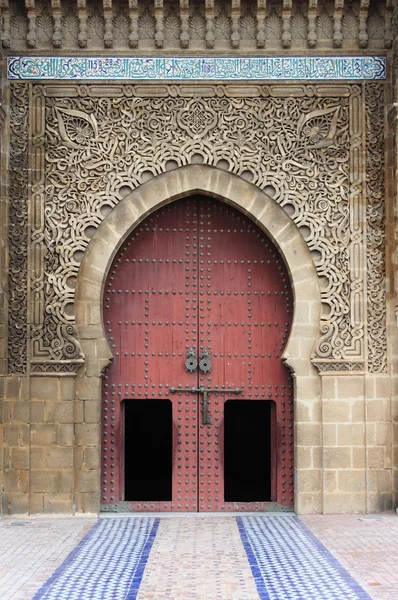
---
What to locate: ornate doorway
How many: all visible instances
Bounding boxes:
[101,196,293,512]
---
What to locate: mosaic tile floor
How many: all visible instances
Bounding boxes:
[32,518,159,600]
[239,516,372,600]
[27,515,376,600]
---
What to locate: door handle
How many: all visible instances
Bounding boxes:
[170,387,241,425]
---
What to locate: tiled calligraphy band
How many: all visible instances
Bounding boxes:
[8,56,386,81]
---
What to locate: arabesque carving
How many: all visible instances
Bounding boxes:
[365,83,386,373]
[8,84,29,373]
[30,86,85,371]
[0,50,5,129]
[7,82,386,374]
[29,84,350,371]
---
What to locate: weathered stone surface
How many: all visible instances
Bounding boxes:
[0,30,395,515]
[0,0,391,53]
[323,448,352,470]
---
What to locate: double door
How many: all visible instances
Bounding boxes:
[101,196,293,512]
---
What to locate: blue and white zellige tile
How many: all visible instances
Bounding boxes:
[238,515,372,600]
[32,517,159,600]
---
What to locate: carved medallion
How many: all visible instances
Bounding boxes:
[177,99,218,137]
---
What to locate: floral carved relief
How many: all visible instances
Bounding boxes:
[8,83,386,374]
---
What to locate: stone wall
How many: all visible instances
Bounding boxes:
[0,50,7,515]
[321,374,392,513]
[0,2,396,515]
[391,29,398,512]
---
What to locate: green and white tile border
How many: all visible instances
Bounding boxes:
[8,55,386,81]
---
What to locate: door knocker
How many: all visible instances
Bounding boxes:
[185,347,198,372]
[199,348,212,373]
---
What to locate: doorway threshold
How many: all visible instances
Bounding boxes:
[101,501,294,514]
[100,511,296,518]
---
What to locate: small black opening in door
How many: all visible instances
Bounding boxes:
[124,400,172,501]
[224,400,272,502]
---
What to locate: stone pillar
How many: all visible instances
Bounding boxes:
[0,50,7,514]
[365,374,393,512]
[320,374,367,513]
[2,377,30,513]
[391,24,398,511]
[74,367,101,514]
[294,366,322,514]
[29,377,75,513]
[319,371,393,514]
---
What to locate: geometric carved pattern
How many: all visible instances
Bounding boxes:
[365,83,387,373]
[8,84,29,373]
[314,362,365,373]
[7,82,387,374]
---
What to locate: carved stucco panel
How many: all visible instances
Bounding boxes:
[7,82,386,374]
[8,84,29,373]
[365,83,387,373]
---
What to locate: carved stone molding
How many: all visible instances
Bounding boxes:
[1,0,393,52]
[366,83,387,373]
[0,92,5,131]
[8,83,29,373]
[6,82,383,374]
[7,81,386,374]
[0,51,5,130]
[392,32,398,326]
[312,360,365,373]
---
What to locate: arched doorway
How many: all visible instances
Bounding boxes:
[101,195,293,512]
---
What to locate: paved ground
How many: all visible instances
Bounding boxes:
[0,513,397,600]
[302,514,398,600]
[0,517,96,600]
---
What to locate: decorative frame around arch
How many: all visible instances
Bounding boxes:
[74,165,322,513]
[8,82,386,376]
[75,165,321,377]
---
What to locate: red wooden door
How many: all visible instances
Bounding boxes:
[101,197,293,512]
